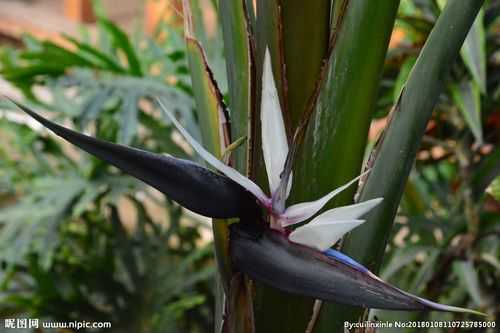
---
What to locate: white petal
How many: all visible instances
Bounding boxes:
[289,219,365,252]
[280,169,370,226]
[309,198,383,222]
[157,98,269,204]
[261,48,290,196]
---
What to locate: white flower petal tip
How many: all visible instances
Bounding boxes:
[289,219,366,252]
[281,169,372,227]
[310,197,384,223]
[156,98,269,203]
[261,48,289,196]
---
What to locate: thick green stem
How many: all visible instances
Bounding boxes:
[337,0,485,329]
[288,0,399,329]
[219,1,256,331]
[220,0,254,173]
[251,1,331,332]
[182,2,234,331]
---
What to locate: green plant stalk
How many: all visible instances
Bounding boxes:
[281,0,331,128]
[185,39,226,157]
[293,0,400,209]
[219,0,254,173]
[338,0,485,327]
[250,1,331,332]
[182,4,233,332]
[186,38,233,329]
[218,1,257,331]
[290,0,400,330]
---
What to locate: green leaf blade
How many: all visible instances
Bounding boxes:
[182,0,233,297]
[460,10,486,93]
[339,0,485,325]
[450,80,483,144]
[99,18,143,76]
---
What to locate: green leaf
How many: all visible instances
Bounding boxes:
[486,176,500,201]
[99,18,143,76]
[165,295,206,317]
[182,0,232,293]
[0,176,86,269]
[298,0,400,330]
[340,0,485,323]
[280,0,331,128]
[21,41,97,68]
[294,0,399,211]
[394,56,417,102]
[79,87,112,127]
[252,0,334,331]
[454,261,483,307]
[217,2,258,329]
[188,0,228,93]
[472,148,500,198]
[450,80,483,144]
[72,184,104,217]
[184,38,228,156]
[481,253,500,271]
[381,246,431,281]
[460,10,486,93]
[1,64,66,82]
[219,0,253,172]
[118,93,139,145]
[63,35,127,74]
[437,2,486,93]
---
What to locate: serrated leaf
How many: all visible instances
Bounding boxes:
[118,93,139,145]
[79,87,112,127]
[0,176,86,269]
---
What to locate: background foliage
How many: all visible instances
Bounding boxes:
[0,7,216,333]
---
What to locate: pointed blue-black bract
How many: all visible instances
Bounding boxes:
[10,100,257,219]
[230,223,484,315]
